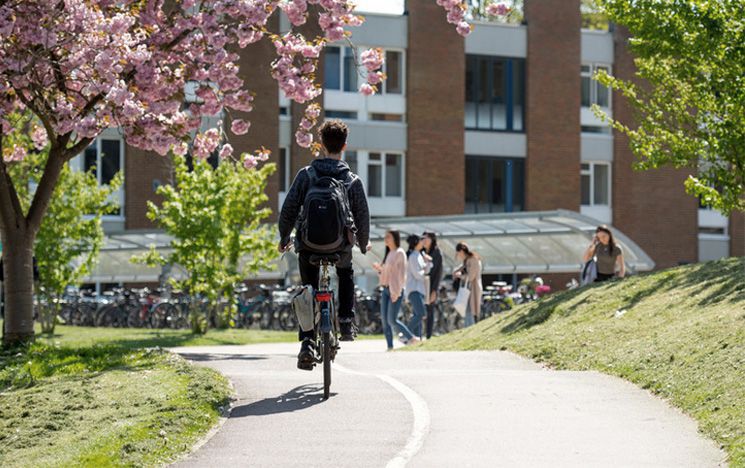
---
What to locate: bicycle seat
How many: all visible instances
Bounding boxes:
[309,253,341,266]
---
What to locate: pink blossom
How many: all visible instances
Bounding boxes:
[231,119,251,135]
[219,143,234,159]
[486,3,510,16]
[457,21,472,37]
[295,131,313,148]
[243,154,258,170]
[31,125,48,150]
[359,83,376,96]
[4,144,27,163]
[193,128,221,159]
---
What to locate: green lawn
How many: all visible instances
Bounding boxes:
[417,257,745,466]
[0,344,231,467]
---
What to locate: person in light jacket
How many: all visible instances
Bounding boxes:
[453,242,482,327]
[405,234,432,339]
[373,230,418,349]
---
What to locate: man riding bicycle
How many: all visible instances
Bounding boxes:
[278,119,370,371]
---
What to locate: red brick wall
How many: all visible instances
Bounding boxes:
[524,0,581,211]
[731,211,745,257]
[612,28,698,268]
[406,0,465,216]
[124,146,172,230]
[234,14,280,221]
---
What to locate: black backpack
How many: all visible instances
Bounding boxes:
[300,167,356,253]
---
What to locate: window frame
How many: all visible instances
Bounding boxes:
[325,45,406,96]
[279,147,290,193]
[465,155,525,214]
[341,150,406,200]
[580,161,612,207]
[465,54,525,133]
[581,63,613,110]
[73,134,126,220]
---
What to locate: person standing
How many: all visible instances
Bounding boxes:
[373,230,418,349]
[453,242,482,327]
[422,231,443,339]
[583,225,625,282]
[405,234,432,340]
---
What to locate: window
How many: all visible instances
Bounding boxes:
[325,110,357,119]
[581,162,611,206]
[325,46,405,95]
[279,147,289,192]
[383,50,403,94]
[342,150,404,199]
[76,137,124,216]
[465,156,525,214]
[370,113,404,122]
[279,106,290,116]
[581,64,611,108]
[581,125,611,135]
[465,55,525,132]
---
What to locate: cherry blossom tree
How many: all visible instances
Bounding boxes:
[0,0,506,346]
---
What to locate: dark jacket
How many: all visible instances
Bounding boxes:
[279,158,370,253]
[428,247,443,293]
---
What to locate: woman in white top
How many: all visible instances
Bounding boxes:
[372,230,418,349]
[405,234,432,339]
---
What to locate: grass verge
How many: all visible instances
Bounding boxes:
[417,257,745,466]
[0,343,231,467]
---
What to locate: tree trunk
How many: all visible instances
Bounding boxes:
[1,227,35,346]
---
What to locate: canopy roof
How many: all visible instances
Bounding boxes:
[85,210,655,283]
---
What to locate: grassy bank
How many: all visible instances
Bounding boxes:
[418,258,745,465]
[0,344,231,467]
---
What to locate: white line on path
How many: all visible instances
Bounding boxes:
[334,363,431,468]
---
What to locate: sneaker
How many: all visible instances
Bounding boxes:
[339,320,357,342]
[297,339,316,371]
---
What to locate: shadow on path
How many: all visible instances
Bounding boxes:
[230,384,333,417]
[177,353,268,362]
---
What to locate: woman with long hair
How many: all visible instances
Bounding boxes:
[583,225,625,282]
[453,242,483,327]
[422,231,443,339]
[372,230,418,349]
[405,234,433,339]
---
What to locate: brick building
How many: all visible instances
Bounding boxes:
[84,0,742,287]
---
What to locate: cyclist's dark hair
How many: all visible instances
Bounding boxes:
[596,225,617,251]
[422,231,438,252]
[383,229,401,262]
[319,119,348,154]
[406,234,421,255]
[456,241,480,260]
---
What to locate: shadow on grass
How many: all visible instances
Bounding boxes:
[230,384,330,417]
[0,344,157,391]
[500,286,587,334]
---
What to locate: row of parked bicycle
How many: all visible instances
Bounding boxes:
[26,276,550,334]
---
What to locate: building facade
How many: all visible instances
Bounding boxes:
[92,0,741,283]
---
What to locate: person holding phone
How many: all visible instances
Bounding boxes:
[583,225,625,282]
[372,230,418,350]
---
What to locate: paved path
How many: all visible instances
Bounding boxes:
[172,341,725,468]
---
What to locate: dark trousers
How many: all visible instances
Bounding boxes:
[425,303,435,339]
[298,249,355,340]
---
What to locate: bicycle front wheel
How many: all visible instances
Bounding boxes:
[322,331,332,400]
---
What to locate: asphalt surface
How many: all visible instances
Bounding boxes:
[172,341,725,468]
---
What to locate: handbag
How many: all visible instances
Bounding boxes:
[580,257,598,286]
[453,278,470,317]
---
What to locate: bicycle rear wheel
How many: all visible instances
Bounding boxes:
[322,331,332,400]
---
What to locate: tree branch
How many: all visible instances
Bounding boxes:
[26,147,65,234]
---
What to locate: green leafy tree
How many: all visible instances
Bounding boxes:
[136,154,277,334]
[594,0,744,214]
[4,114,121,334]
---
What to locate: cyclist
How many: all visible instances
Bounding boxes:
[278,119,370,370]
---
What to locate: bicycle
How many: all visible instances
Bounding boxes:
[309,253,341,400]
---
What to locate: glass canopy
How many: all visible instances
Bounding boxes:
[84,210,654,283]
